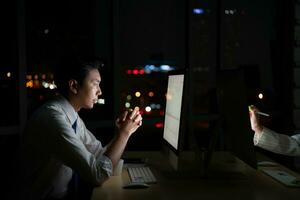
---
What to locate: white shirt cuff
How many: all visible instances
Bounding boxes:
[253,127,265,145]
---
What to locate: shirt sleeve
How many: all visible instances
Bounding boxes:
[78,118,106,157]
[78,118,113,175]
[45,108,112,186]
[254,127,300,156]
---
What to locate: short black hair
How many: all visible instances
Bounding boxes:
[54,55,104,97]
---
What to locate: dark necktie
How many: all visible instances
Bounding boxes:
[72,118,77,134]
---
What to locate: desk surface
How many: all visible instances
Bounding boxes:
[92,151,300,200]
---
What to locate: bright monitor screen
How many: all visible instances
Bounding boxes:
[163,74,185,150]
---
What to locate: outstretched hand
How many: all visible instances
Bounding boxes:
[249,105,263,133]
[115,107,143,137]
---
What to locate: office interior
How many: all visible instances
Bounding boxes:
[1,0,300,199]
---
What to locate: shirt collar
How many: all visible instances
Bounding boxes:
[58,95,78,125]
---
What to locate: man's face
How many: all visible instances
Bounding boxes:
[77,69,102,109]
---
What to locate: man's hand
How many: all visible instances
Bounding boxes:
[106,107,143,167]
[115,107,142,137]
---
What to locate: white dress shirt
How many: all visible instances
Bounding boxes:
[21,96,112,199]
[254,127,300,156]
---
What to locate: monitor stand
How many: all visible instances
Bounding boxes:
[161,146,249,180]
[161,145,207,178]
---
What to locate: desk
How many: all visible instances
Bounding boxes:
[92,151,300,200]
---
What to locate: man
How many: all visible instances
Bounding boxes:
[21,56,142,199]
[249,105,300,156]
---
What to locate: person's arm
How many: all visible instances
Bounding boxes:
[249,105,300,156]
[105,107,142,167]
[77,108,142,182]
[46,108,112,186]
[254,127,300,156]
[80,118,106,158]
[81,107,142,167]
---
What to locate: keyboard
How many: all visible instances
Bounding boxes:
[261,169,300,187]
[127,166,157,184]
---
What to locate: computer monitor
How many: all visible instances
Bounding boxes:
[161,71,193,171]
[217,68,257,169]
[163,73,185,153]
[161,71,206,173]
